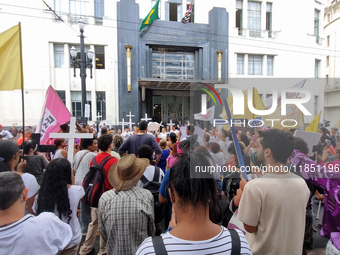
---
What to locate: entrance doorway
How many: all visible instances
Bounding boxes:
[153,95,190,124]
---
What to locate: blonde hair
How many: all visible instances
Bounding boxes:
[159,139,167,150]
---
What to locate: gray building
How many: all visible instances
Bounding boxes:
[117,0,229,125]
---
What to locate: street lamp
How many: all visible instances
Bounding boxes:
[70,19,93,124]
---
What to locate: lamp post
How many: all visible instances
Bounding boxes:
[70,19,93,125]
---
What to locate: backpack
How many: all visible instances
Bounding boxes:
[140,166,162,203]
[82,155,112,208]
[140,166,164,235]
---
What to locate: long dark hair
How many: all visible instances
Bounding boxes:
[0,141,19,172]
[36,158,72,223]
[169,152,219,221]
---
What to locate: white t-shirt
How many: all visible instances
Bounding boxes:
[237,172,309,255]
[136,166,164,188]
[210,152,225,180]
[33,185,85,249]
[170,130,179,134]
[0,130,13,140]
[52,149,65,160]
[0,212,72,255]
[73,150,97,186]
[218,140,232,163]
[136,227,252,255]
[158,133,167,140]
[21,173,40,215]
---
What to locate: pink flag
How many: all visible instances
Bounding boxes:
[35,86,71,144]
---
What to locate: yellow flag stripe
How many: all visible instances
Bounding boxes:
[145,9,155,25]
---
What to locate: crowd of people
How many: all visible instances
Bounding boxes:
[0,119,340,255]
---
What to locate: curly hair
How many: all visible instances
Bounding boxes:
[36,158,72,223]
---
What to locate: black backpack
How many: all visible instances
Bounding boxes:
[140,166,162,203]
[82,155,113,208]
[140,166,165,235]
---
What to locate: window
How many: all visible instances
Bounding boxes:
[326,56,329,67]
[56,90,66,105]
[314,95,318,118]
[152,48,195,79]
[315,59,320,78]
[94,46,105,69]
[96,92,106,120]
[165,0,182,21]
[94,0,104,25]
[54,0,62,19]
[267,55,273,76]
[54,44,64,68]
[266,3,272,38]
[248,1,261,37]
[326,75,329,86]
[327,35,330,47]
[237,54,244,75]
[69,44,90,68]
[314,9,320,44]
[69,0,88,23]
[327,14,330,23]
[248,55,262,75]
[71,91,91,119]
[236,1,243,35]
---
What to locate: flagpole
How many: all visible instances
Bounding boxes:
[19,22,25,144]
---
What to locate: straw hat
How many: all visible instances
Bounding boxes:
[108,154,149,193]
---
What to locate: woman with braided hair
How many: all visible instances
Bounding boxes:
[33,158,85,255]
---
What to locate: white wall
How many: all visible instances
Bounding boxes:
[0,0,119,126]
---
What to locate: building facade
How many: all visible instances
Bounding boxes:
[0,0,328,128]
[324,0,340,127]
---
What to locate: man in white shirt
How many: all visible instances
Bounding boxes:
[0,172,72,254]
[217,129,232,164]
[0,125,13,141]
[237,129,309,255]
[180,125,204,146]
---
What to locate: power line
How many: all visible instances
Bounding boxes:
[0,2,336,56]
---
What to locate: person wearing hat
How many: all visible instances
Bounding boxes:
[98,154,155,255]
[0,125,14,141]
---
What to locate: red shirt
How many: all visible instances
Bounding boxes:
[90,152,118,191]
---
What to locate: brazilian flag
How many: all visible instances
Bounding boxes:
[139,0,160,32]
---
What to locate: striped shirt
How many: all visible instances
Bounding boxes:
[136,227,252,255]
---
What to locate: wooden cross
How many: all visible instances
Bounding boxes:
[167,119,175,129]
[49,117,93,165]
[141,113,152,122]
[126,111,135,129]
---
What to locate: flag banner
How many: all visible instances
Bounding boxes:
[181,0,193,23]
[223,98,248,181]
[194,105,215,121]
[305,111,321,132]
[265,103,305,130]
[139,0,160,31]
[220,87,266,120]
[334,119,340,129]
[263,79,306,109]
[35,86,71,144]
[0,24,23,91]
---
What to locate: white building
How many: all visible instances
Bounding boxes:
[324,0,340,127]
[0,0,327,127]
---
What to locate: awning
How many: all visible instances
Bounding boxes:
[138,78,225,90]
